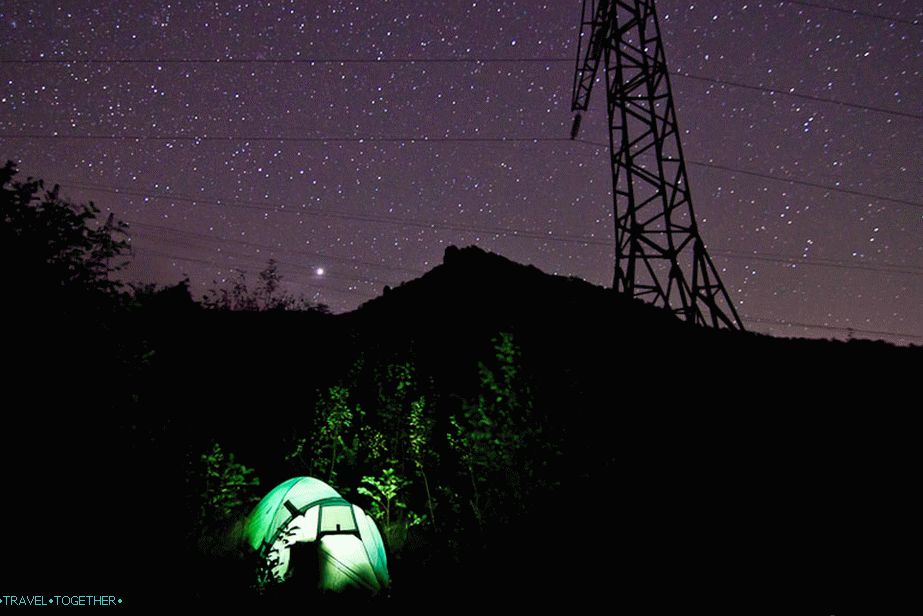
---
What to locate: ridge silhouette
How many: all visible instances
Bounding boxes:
[3,237,916,611]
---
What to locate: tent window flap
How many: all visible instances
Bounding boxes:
[318,504,359,536]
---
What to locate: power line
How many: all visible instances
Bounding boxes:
[73,179,923,273]
[138,248,376,298]
[131,214,923,278]
[131,229,401,286]
[62,179,582,240]
[744,315,921,341]
[121,210,923,339]
[4,133,919,210]
[690,161,923,209]
[0,133,574,144]
[674,71,923,121]
[0,57,572,65]
[3,130,918,202]
[3,130,916,210]
[575,140,923,209]
[780,0,921,27]
[138,238,922,341]
[709,249,923,277]
[127,219,425,275]
[0,57,918,121]
[140,246,922,342]
[60,180,923,279]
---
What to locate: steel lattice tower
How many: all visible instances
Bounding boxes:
[571,0,744,329]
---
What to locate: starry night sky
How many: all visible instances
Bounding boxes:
[1,1,920,343]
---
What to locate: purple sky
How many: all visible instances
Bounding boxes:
[1,1,920,343]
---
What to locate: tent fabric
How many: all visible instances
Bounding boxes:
[243,476,342,551]
[318,534,382,592]
[354,506,389,587]
[243,477,390,594]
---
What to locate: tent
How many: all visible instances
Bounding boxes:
[243,477,390,594]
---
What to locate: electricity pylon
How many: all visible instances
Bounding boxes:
[571,0,744,329]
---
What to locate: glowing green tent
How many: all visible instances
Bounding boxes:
[243,477,390,594]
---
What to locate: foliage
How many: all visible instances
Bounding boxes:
[128,278,198,312]
[408,396,438,528]
[359,424,388,465]
[408,397,434,468]
[0,160,129,308]
[448,332,535,524]
[358,464,424,550]
[280,337,536,555]
[309,385,360,485]
[195,441,261,539]
[284,359,438,545]
[371,362,435,532]
[202,258,328,312]
[357,466,414,528]
[374,362,416,458]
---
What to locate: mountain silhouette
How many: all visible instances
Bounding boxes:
[3,244,915,610]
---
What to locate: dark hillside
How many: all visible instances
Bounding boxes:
[5,245,916,611]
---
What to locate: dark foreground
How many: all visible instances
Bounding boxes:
[4,247,915,612]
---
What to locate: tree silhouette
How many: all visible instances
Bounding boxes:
[192,441,261,555]
[311,384,359,485]
[447,332,536,524]
[1,160,129,312]
[203,258,329,312]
